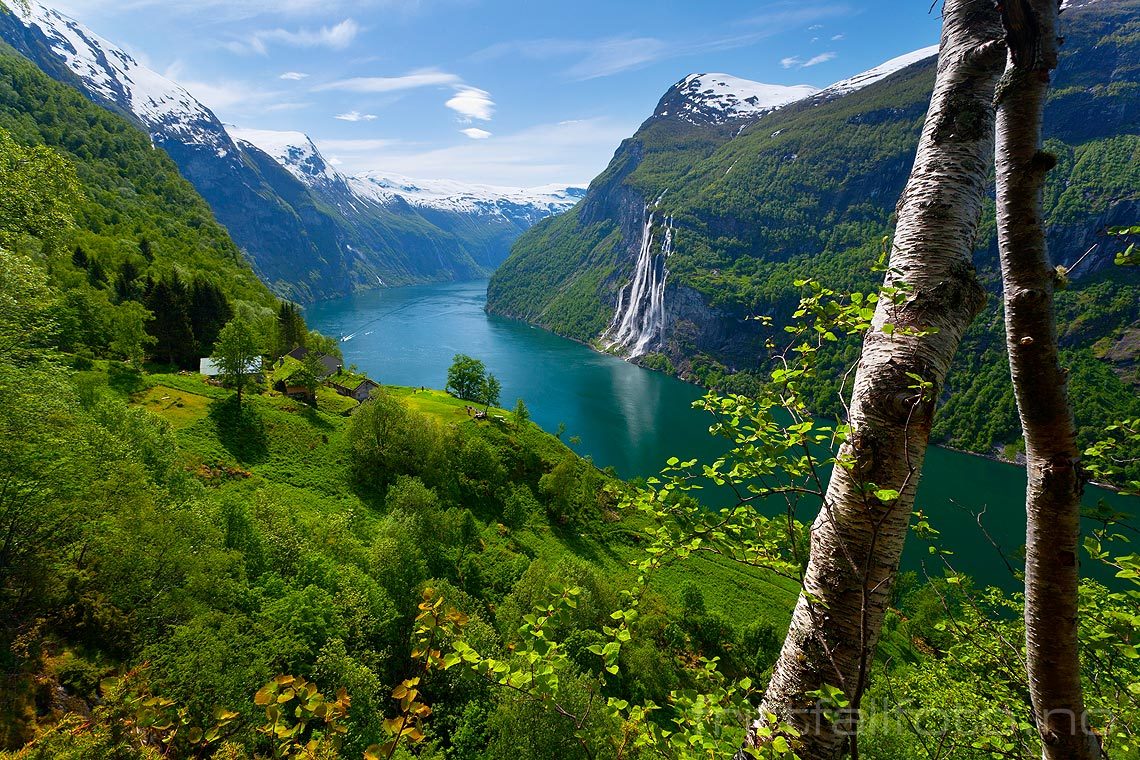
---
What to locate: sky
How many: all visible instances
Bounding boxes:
[48,0,945,187]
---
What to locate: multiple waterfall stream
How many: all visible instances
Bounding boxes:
[602,202,674,357]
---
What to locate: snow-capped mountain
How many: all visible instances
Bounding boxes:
[0,0,582,301]
[226,126,583,222]
[656,74,819,125]
[4,0,229,153]
[657,46,941,128]
[349,174,585,218]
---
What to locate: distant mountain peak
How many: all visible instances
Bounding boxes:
[657,74,818,125]
[226,126,584,218]
[659,46,942,128]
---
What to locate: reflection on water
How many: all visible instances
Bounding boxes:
[306,279,1135,589]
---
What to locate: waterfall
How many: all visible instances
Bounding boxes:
[602,202,675,358]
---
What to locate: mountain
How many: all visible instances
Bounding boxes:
[0,0,582,301]
[227,126,584,272]
[0,42,275,309]
[487,0,1140,462]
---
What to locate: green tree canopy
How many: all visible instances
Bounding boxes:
[212,316,262,407]
[446,353,487,402]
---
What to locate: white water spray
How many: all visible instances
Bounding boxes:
[602,201,675,358]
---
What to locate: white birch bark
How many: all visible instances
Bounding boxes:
[752,1,1005,757]
[995,1,1101,757]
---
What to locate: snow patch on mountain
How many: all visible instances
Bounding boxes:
[226,127,583,217]
[227,126,341,188]
[349,173,585,216]
[9,0,229,152]
[658,74,818,124]
[818,45,941,99]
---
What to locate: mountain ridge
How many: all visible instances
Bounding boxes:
[0,0,583,301]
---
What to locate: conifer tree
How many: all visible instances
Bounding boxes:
[145,278,196,367]
[114,258,143,303]
[189,278,233,355]
[274,301,307,357]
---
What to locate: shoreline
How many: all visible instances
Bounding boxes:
[484,300,1135,496]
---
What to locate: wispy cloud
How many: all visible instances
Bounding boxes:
[280,71,309,81]
[473,3,853,80]
[831,33,845,40]
[446,86,494,121]
[781,51,836,69]
[460,127,492,139]
[244,18,360,53]
[315,69,461,93]
[802,51,836,66]
[335,110,378,121]
[221,19,359,54]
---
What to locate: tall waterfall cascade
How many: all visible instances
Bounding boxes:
[602,201,675,358]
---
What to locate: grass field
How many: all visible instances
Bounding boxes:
[122,370,798,633]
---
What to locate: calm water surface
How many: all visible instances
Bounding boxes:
[307,279,1133,587]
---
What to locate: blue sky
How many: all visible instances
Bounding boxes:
[52,0,944,186]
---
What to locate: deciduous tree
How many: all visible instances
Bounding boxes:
[212,317,261,408]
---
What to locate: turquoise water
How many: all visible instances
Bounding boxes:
[306,279,1134,588]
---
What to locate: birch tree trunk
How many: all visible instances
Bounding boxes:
[995,2,1101,757]
[752,2,1004,757]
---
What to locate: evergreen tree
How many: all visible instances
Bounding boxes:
[189,278,233,355]
[138,236,154,262]
[275,301,307,357]
[145,278,196,368]
[86,256,107,288]
[71,245,87,270]
[114,258,143,303]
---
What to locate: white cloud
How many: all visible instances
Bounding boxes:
[445,86,494,121]
[781,51,836,69]
[807,23,823,30]
[802,51,836,67]
[315,69,461,93]
[265,101,311,112]
[280,71,309,80]
[460,127,491,139]
[831,33,845,40]
[250,18,360,51]
[335,110,378,122]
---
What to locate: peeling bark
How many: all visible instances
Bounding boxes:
[995,1,1102,758]
[751,2,1005,757]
